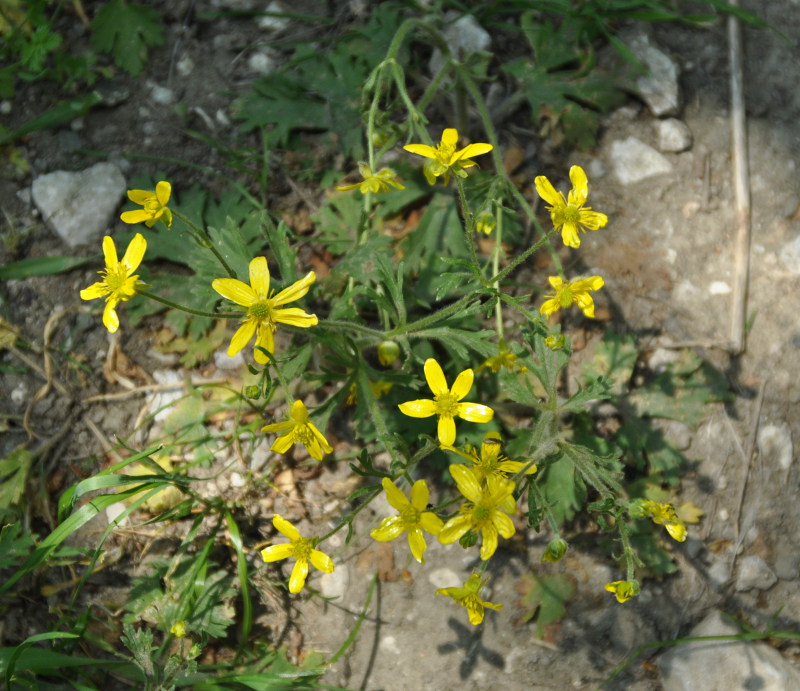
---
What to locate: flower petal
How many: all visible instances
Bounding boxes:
[213,278,257,307]
[260,543,294,562]
[539,297,560,319]
[403,143,438,159]
[568,165,588,206]
[493,511,516,539]
[155,180,171,206]
[407,528,427,563]
[271,433,295,454]
[127,189,152,204]
[398,399,436,418]
[437,416,457,446]
[273,514,301,540]
[310,548,335,573]
[120,209,152,225]
[409,479,429,511]
[561,222,581,248]
[450,368,474,401]
[288,558,309,593]
[423,358,448,395]
[102,300,120,333]
[573,293,596,318]
[228,319,256,357]
[307,421,333,457]
[572,276,604,292]
[450,464,482,503]
[248,256,270,298]
[441,128,458,148]
[80,282,109,300]
[121,233,147,273]
[102,235,118,268]
[479,524,499,560]
[438,514,472,545]
[272,271,316,306]
[452,142,493,163]
[271,307,318,328]
[579,209,608,230]
[253,325,274,363]
[534,176,565,208]
[420,511,444,535]
[382,477,410,511]
[456,402,494,423]
[371,515,405,541]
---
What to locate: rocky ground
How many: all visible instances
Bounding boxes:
[2,1,799,689]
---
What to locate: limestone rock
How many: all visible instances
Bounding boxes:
[625,31,680,116]
[735,555,778,592]
[657,118,693,152]
[32,163,126,247]
[609,136,672,184]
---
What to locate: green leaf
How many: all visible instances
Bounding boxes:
[0,447,33,510]
[0,254,94,280]
[518,572,575,638]
[20,25,62,72]
[91,0,164,77]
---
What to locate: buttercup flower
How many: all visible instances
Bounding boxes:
[534,165,607,248]
[474,208,496,235]
[212,257,317,364]
[636,499,687,542]
[436,573,503,625]
[404,128,493,185]
[438,465,516,560]
[80,233,146,333]
[120,181,173,229]
[540,275,604,320]
[370,477,444,563]
[442,432,537,484]
[262,400,333,461]
[337,162,405,194]
[544,334,566,350]
[260,514,334,594]
[398,358,494,446]
[477,342,527,374]
[605,579,640,603]
[170,621,187,638]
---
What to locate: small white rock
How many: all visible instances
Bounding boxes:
[150,83,175,105]
[428,567,461,589]
[735,555,778,592]
[256,1,291,31]
[214,348,244,371]
[319,563,349,599]
[757,423,793,470]
[177,55,195,77]
[248,50,277,75]
[609,136,672,184]
[709,281,731,295]
[11,382,28,408]
[379,635,401,655]
[656,118,692,152]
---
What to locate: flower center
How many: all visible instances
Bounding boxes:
[103,264,135,298]
[399,504,421,528]
[473,502,491,525]
[293,424,315,447]
[558,285,574,308]
[143,197,161,215]
[437,141,456,164]
[292,536,313,561]
[249,300,274,321]
[434,392,460,418]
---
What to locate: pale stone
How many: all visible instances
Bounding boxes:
[625,31,680,116]
[757,423,793,470]
[657,118,693,152]
[609,137,672,184]
[735,555,778,592]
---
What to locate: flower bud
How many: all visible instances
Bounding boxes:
[475,208,496,235]
[544,334,566,350]
[541,538,568,563]
[377,340,400,367]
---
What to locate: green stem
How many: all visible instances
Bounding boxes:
[492,203,504,341]
[385,293,481,339]
[316,319,385,340]
[138,290,239,319]
[455,176,480,274]
[172,209,237,278]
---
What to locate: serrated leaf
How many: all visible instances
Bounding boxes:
[0,448,33,510]
[518,573,575,637]
[91,0,164,77]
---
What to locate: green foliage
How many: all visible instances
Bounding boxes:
[517,572,575,638]
[91,0,164,77]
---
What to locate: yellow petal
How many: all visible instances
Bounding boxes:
[409,479,429,510]
[273,514,301,540]
[260,543,293,562]
[102,300,120,333]
[382,477,409,511]
[456,402,494,423]
[273,271,316,306]
[261,419,294,434]
[572,276,604,292]
[248,256,271,298]
[493,511,516,539]
[253,324,275,362]
[420,511,444,535]
[120,209,151,225]
[452,142,493,163]
[271,307,318,328]
[398,399,436,418]
[121,233,147,273]
[466,600,485,625]
[213,278,257,307]
[441,128,458,148]
[561,222,581,248]
[534,176,565,208]
[438,514,472,545]
[80,282,109,300]
[407,529,427,563]
[290,400,308,422]
[423,358,448,395]
[568,165,588,206]
[228,319,256,356]
[102,235,118,268]
[403,143,438,159]
[437,416,457,446]
[288,558,309,593]
[271,433,295,454]
[539,297,560,319]
[479,524,499,560]
[450,464,482,503]
[155,180,171,206]
[371,516,405,541]
[310,548,334,574]
[450,368,474,401]
[579,209,608,230]
[573,293,596,318]
[307,421,333,456]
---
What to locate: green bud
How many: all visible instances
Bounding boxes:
[377,340,400,367]
[459,531,479,549]
[245,385,260,399]
[544,334,566,350]
[541,538,568,563]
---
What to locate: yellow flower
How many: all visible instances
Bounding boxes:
[80,233,146,333]
[438,465,516,560]
[534,165,607,248]
[212,257,317,364]
[370,477,444,564]
[262,400,333,461]
[605,579,640,603]
[403,128,493,185]
[442,432,537,484]
[436,573,503,625]
[260,514,334,594]
[170,621,187,638]
[120,181,173,229]
[477,342,527,374]
[336,162,405,194]
[638,499,687,543]
[474,208,496,235]
[540,275,604,320]
[544,334,566,350]
[398,358,494,446]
